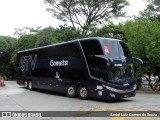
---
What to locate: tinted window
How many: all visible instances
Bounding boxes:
[80,39,107,80]
[37,42,81,59]
[80,40,103,56]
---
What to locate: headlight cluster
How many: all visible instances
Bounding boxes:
[102,84,118,92]
[102,84,136,93]
[110,64,134,83]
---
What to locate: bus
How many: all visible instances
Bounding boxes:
[16,37,143,100]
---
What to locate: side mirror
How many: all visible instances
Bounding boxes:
[131,57,144,69]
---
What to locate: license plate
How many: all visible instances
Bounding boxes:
[124,94,129,98]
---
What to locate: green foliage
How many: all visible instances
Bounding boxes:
[89,22,124,39]
[11,26,82,63]
[11,34,38,63]
[123,18,160,85]
[53,26,83,42]
[35,27,56,47]
[34,26,82,47]
[0,36,15,53]
[0,36,16,78]
[14,27,42,38]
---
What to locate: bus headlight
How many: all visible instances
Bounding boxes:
[110,93,115,98]
[102,84,136,93]
[102,84,118,92]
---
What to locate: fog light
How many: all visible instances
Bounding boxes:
[134,84,137,89]
[110,93,115,98]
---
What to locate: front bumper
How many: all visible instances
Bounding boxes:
[102,84,136,100]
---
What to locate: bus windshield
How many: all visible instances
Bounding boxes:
[101,39,131,59]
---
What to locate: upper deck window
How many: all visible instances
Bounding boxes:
[101,39,131,59]
[80,39,103,56]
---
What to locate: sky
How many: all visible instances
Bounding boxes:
[0,0,147,37]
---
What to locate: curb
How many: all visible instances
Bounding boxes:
[137,90,160,94]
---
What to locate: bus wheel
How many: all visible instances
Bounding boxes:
[66,84,76,98]
[28,80,33,90]
[24,81,28,89]
[77,85,88,100]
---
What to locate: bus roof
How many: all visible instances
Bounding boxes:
[18,37,122,53]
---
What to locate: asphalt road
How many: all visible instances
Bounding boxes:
[0,81,160,120]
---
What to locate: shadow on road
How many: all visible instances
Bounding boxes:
[90,97,132,103]
[19,86,133,103]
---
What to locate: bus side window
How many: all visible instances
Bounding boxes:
[64,43,81,58]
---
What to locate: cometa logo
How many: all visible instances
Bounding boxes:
[19,55,37,71]
[50,60,68,67]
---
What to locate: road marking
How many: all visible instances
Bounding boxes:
[71,104,84,120]
[90,106,123,111]
[71,105,125,120]
[112,118,124,120]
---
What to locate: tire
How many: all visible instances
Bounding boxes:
[77,85,89,100]
[66,84,76,98]
[28,80,33,90]
[24,80,28,89]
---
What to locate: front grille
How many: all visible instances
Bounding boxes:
[108,64,134,85]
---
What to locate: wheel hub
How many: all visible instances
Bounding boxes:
[68,87,75,95]
[80,88,87,97]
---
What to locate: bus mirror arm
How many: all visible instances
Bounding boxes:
[104,56,114,65]
[131,57,144,69]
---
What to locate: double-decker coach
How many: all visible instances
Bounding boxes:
[16,37,143,100]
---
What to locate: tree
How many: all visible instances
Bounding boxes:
[142,0,160,21]
[53,25,83,42]
[123,18,160,91]
[89,22,124,39]
[11,26,82,63]
[11,34,38,63]
[35,26,82,47]
[44,0,129,35]
[14,27,42,38]
[35,27,56,47]
[0,36,16,78]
